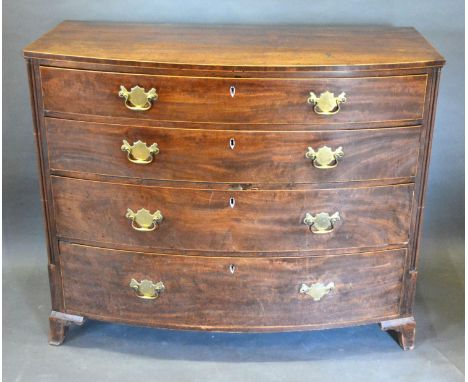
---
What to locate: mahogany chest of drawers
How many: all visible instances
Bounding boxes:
[24,21,444,350]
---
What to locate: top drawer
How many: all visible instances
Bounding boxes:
[40,67,427,126]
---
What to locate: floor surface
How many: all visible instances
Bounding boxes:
[2,193,464,382]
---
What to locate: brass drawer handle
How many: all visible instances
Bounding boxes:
[129,279,165,299]
[306,146,344,169]
[300,282,335,301]
[121,140,159,164]
[304,212,340,234]
[119,85,158,111]
[126,208,164,232]
[307,91,346,115]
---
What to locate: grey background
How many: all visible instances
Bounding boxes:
[3,0,464,381]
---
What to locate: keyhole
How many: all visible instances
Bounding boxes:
[229,138,236,150]
[229,197,236,208]
[229,264,236,274]
[230,85,236,98]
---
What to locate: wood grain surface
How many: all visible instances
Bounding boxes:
[25,21,444,71]
[60,242,406,330]
[40,67,427,125]
[52,176,414,253]
[46,118,421,184]
[23,22,446,346]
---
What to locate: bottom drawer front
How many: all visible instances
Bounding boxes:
[60,243,406,330]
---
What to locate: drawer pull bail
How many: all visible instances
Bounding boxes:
[303,212,340,234]
[121,140,159,164]
[126,208,164,232]
[307,91,346,115]
[305,146,344,169]
[300,282,335,301]
[129,279,165,299]
[119,85,158,111]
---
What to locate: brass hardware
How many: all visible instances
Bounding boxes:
[129,279,165,299]
[121,140,159,164]
[125,208,163,232]
[119,85,158,111]
[306,146,344,169]
[307,91,346,115]
[227,184,258,191]
[228,184,244,191]
[304,212,340,234]
[300,282,335,301]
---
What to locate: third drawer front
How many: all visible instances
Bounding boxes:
[60,242,406,330]
[46,118,421,184]
[52,177,414,252]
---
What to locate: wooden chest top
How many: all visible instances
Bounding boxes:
[24,21,444,71]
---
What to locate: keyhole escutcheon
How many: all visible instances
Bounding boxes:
[229,138,236,150]
[230,85,236,98]
[229,197,236,208]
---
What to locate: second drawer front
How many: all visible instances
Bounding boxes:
[60,242,406,330]
[46,119,421,184]
[52,177,414,252]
